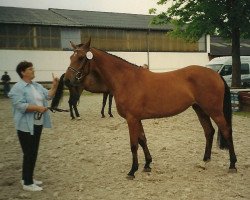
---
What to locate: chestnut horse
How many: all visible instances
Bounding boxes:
[64,39,237,179]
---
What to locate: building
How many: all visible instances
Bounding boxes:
[209,36,250,60]
[0,6,222,82]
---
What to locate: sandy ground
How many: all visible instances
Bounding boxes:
[0,94,250,200]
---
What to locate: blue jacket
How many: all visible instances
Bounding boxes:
[8,79,52,135]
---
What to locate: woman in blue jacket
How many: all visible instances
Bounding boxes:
[8,61,59,192]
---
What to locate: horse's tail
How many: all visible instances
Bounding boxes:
[51,73,65,108]
[217,77,232,149]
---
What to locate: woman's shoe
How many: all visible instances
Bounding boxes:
[23,184,43,191]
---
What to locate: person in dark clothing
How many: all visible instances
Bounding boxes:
[1,71,11,97]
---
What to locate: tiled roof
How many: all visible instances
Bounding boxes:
[0,6,80,26]
[0,6,170,30]
[49,8,171,30]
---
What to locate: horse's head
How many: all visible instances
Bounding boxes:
[64,38,93,87]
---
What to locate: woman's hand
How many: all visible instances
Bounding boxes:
[52,73,59,88]
[26,105,48,113]
[37,106,48,113]
[48,73,59,98]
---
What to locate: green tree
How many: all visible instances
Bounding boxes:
[150,0,250,87]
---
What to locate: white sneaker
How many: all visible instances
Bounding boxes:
[23,184,43,191]
[33,179,43,185]
[21,179,43,186]
[76,116,82,120]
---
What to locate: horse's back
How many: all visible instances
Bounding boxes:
[140,65,225,117]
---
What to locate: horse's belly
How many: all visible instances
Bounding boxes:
[143,103,191,119]
[115,88,195,119]
[141,93,195,119]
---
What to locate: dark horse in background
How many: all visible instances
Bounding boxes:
[51,73,114,119]
[64,39,237,179]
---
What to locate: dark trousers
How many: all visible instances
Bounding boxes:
[17,125,43,185]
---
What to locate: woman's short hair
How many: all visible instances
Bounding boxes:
[16,61,33,78]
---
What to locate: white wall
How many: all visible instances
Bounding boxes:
[0,50,72,82]
[112,51,209,72]
[0,50,209,82]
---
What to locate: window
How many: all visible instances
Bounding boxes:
[219,64,249,76]
[241,64,249,74]
[220,65,232,76]
[81,28,205,52]
[36,26,61,49]
[0,24,61,50]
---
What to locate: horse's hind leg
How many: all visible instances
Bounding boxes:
[108,94,113,117]
[211,113,237,172]
[192,104,215,162]
[137,121,152,172]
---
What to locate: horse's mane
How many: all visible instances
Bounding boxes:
[93,47,141,69]
[76,42,141,68]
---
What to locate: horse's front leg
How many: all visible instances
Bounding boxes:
[73,104,81,120]
[68,102,75,120]
[108,94,113,117]
[126,117,140,179]
[101,93,108,118]
[138,121,152,172]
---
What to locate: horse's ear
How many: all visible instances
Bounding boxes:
[86,37,91,48]
[70,41,77,49]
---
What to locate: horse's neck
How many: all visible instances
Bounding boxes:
[92,48,135,92]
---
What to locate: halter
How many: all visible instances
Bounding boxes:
[67,49,93,81]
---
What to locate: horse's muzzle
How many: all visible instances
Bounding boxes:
[64,78,81,87]
[64,79,72,87]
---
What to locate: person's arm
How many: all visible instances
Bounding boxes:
[48,73,59,98]
[26,105,48,113]
[9,85,47,113]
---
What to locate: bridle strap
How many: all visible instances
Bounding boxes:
[68,56,90,81]
[68,66,79,73]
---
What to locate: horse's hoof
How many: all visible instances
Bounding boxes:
[71,118,75,120]
[109,114,114,118]
[101,116,105,118]
[204,159,211,163]
[143,167,151,172]
[126,175,135,180]
[228,168,237,173]
[76,117,82,120]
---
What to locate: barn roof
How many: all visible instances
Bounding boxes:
[0,6,171,30]
[49,8,171,30]
[0,6,79,26]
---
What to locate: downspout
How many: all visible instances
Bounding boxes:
[147,27,150,67]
